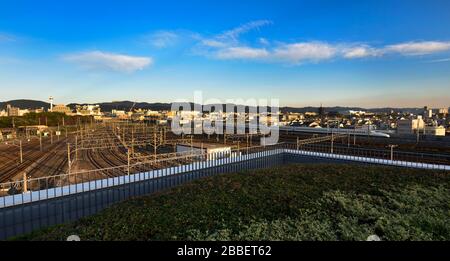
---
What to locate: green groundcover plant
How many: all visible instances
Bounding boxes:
[16,163,450,241]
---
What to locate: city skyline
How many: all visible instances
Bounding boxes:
[1,0,450,107]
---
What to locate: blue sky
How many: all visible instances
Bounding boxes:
[1,0,450,107]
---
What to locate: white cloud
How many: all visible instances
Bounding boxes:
[64,51,153,73]
[272,42,336,63]
[259,38,270,46]
[218,20,272,42]
[198,20,272,49]
[201,39,228,48]
[191,21,450,65]
[194,20,273,60]
[384,41,450,55]
[342,45,380,58]
[215,47,269,60]
[424,57,450,63]
[147,31,179,48]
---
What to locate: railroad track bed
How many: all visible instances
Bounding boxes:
[0,138,71,183]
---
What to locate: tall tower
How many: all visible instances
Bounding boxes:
[49,96,54,112]
[318,103,325,126]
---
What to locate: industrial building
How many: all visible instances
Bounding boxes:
[397,116,425,135]
[397,116,446,136]
[176,142,232,160]
[52,104,72,115]
[424,126,446,136]
[6,104,19,117]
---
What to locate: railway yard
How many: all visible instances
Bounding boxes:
[1,121,450,196]
[0,122,269,194]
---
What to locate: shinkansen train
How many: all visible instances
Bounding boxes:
[278,126,391,138]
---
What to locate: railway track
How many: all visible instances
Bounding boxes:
[0,140,66,183]
[85,149,126,177]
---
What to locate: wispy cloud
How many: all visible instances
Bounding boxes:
[192,21,376,63]
[424,57,450,63]
[259,38,270,46]
[0,57,24,65]
[197,37,450,64]
[342,45,381,59]
[193,20,273,59]
[146,31,179,48]
[138,21,450,67]
[272,42,337,63]
[215,47,269,60]
[384,41,450,55]
[217,20,272,42]
[0,33,17,42]
[63,51,153,73]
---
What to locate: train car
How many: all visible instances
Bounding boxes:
[279,126,390,138]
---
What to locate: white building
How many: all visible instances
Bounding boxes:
[18,109,30,116]
[146,110,160,116]
[397,116,425,135]
[426,108,433,118]
[348,110,367,116]
[76,105,102,116]
[112,109,126,117]
[425,126,446,136]
[176,142,232,160]
[438,108,448,115]
[52,104,72,115]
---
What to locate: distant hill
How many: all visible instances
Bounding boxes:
[1,99,426,114]
[279,106,424,114]
[67,101,173,112]
[0,99,50,110]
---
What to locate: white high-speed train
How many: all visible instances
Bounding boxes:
[279,126,391,138]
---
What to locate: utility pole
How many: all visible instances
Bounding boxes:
[23,173,28,193]
[388,144,398,161]
[201,143,204,159]
[132,128,135,155]
[39,133,42,151]
[127,148,131,176]
[154,132,157,158]
[67,143,71,174]
[347,130,350,148]
[164,127,167,143]
[75,136,78,161]
[331,130,334,154]
[416,118,420,144]
[19,139,23,164]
